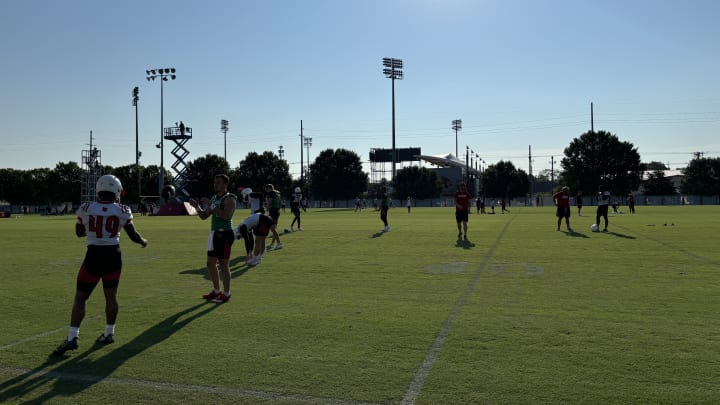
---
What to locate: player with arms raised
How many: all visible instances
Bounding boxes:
[454,182,471,240]
[52,175,148,356]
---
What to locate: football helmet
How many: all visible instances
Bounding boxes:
[96,175,123,198]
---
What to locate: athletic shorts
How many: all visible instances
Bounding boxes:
[556,206,570,218]
[596,205,609,217]
[269,207,280,225]
[254,215,273,237]
[455,210,469,223]
[207,230,235,259]
[77,245,122,292]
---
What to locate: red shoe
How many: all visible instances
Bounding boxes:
[202,290,221,300]
[214,293,231,303]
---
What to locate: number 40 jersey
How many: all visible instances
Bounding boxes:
[77,201,134,246]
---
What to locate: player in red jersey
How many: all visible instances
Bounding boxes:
[552,186,573,232]
[453,182,472,240]
[53,175,148,356]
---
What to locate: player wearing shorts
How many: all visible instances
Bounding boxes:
[552,186,573,232]
[52,175,148,356]
[576,191,583,216]
[454,183,471,240]
[290,186,303,231]
[265,184,283,249]
[596,185,611,232]
[235,209,273,266]
[190,174,236,303]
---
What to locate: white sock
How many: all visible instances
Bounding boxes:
[224,291,231,297]
[68,326,80,341]
[213,289,220,294]
[105,324,115,336]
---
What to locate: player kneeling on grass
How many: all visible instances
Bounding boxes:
[53,175,148,356]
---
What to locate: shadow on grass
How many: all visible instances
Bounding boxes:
[370,231,385,238]
[0,303,218,403]
[607,231,636,239]
[563,230,590,238]
[455,238,475,249]
[179,256,253,280]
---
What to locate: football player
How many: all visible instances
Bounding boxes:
[53,175,148,356]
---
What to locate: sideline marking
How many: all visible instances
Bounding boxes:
[400,217,515,405]
[0,366,382,405]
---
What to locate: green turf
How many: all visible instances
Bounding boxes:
[0,206,719,404]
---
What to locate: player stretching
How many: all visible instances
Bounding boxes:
[552,186,573,232]
[265,184,283,249]
[235,209,273,266]
[52,175,148,356]
[454,182,471,240]
[190,174,237,303]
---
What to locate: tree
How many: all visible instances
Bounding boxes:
[560,130,642,196]
[232,151,291,197]
[642,170,677,195]
[185,154,231,198]
[393,166,442,199]
[480,161,529,199]
[308,148,368,200]
[47,161,82,203]
[680,157,720,195]
[0,168,26,204]
[24,168,52,205]
[642,161,669,171]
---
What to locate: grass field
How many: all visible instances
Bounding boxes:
[1,205,719,404]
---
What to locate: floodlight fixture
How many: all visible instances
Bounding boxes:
[452,119,462,157]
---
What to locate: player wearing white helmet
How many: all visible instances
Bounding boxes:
[53,175,148,356]
[290,186,303,231]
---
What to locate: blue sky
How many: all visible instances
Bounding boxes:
[1,0,718,178]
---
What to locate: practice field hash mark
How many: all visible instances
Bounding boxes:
[400,216,515,405]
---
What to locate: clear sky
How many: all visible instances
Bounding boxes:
[1,0,718,178]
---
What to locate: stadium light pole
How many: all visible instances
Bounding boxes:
[132,86,141,200]
[146,67,176,204]
[278,145,284,160]
[452,119,462,157]
[383,57,403,179]
[220,119,229,162]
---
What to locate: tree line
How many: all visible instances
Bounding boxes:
[1,130,719,205]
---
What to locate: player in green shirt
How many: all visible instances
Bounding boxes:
[189,174,237,303]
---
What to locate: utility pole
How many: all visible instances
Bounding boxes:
[299,120,304,183]
[550,155,555,188]
[590,102,594,132]
[529,145,533,205]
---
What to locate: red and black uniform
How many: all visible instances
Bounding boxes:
[75,201,135,292]
[454,190,471,223]
[552,191,571,218]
